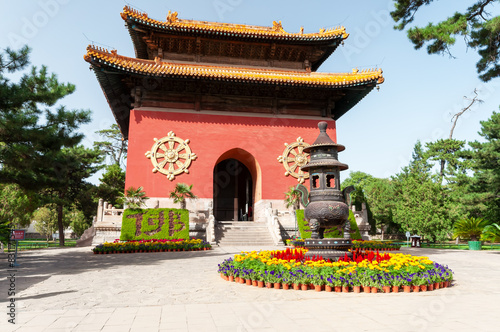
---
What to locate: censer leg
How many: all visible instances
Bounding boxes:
[310,219,320,239]
[318,227,325,239]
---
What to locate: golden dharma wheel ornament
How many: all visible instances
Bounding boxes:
[277,137,310,183]
[145,131,197,181]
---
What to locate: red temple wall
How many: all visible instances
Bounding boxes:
[125,109,337,201]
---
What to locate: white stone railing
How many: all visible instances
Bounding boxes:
[264,204,283,245]
[205,202,216,244]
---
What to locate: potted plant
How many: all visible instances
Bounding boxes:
[453,217,490,250]
[349,273,362,293]
[391,274,404,293]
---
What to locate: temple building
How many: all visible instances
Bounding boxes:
[84,7,383,243]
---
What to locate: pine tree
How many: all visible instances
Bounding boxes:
[1,46,102,245]
[469,110,500,222]
[0,46,92,190]
[391,0,500,82]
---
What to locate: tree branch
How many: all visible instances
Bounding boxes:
[449,89,483,139]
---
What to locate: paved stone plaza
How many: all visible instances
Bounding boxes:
[1,246,499,331]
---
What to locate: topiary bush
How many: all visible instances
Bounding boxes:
[120,208,189,241]
[297,209,361,240]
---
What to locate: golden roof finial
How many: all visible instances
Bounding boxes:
[352,67,359,74]
[272,21,284,32]
[167,10,178,24]
[299,27,304,34]
[319,28,326,34]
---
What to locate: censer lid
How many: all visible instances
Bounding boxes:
[303,121,345,153]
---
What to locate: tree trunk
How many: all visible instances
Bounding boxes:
[181,199,186,210]
[439,159,446,179]
[57,204,65,246]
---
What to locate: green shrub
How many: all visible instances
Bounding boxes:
[297,209,361,240]
[120,208,189,241]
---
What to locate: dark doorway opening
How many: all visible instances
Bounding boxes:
[213,158,253,221]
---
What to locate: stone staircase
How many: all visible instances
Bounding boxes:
[215,222,279,246]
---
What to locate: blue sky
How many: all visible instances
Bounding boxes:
[2,0,500,184]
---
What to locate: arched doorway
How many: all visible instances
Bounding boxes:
[213,159,254,221]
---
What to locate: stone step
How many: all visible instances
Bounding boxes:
[216,227,271,231]
[215,221,277,246]
[216,231,273,236]
[218,240,278,245]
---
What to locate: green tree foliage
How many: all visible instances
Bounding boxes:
[0,183,36,228]
[391,0,500,81]
[284,186,301,210]
[43,146,102,246]
[0,46,92,190]
[95,164,126,207]
[93,124,128,167]
[469,110,500,221]
[169,183,197,209]
[453,216,491,241]
[392,142,453,241]
[482,223,500,242]
[119,186,149,209]
[425,139,472,181]
[341,171,374,210]
[364,178,396,239]
[32,205,58,241]
[1,46,101,246]
[66,205,88,238]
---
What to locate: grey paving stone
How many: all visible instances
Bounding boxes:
[0,246,499,332]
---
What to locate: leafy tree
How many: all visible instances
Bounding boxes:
[119,186,149,209]
[95,164,126,207]
[391,142,452,241]
[169,183,197,209]
[32,205,58,241]
[66,205,88,238]
[391,0,500,81]
[363,178,397,240]
[93,124,128,167]
[341,171,374,210]
[0,183,36,228]
[469,110,500,221]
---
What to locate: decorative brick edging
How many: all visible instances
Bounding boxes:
[219,274,451,293]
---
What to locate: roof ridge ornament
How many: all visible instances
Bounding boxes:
[167,10,179,24]
[272,20,285,32]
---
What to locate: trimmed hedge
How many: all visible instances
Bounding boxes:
[297,209,361,240]
[120,208,189,241]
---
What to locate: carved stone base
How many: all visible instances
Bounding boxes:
[304,238,352,261]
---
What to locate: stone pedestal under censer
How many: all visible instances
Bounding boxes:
[296,121,354,261]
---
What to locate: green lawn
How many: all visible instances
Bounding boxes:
[4,239,77,251]
[393,241,500,250]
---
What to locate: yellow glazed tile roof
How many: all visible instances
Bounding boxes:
[85,46,384,87]
[121,6,349,42]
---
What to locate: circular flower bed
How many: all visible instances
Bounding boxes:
[92,238,211,254]
[217,248,453,293]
